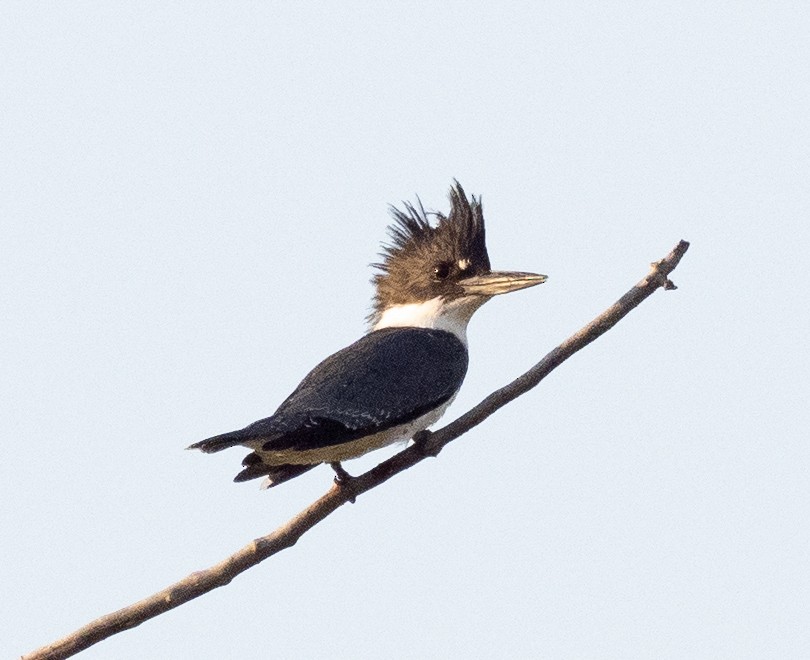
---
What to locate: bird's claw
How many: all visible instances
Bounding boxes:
[413,430,441,457]
[330,462,358,503]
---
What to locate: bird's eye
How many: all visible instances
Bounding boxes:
[433,262,451,280]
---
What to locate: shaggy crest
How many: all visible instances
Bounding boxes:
[369,182,492,324]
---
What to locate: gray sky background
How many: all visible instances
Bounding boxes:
[3,3,808,659]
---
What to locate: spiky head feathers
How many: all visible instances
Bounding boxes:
[370,182,491,321]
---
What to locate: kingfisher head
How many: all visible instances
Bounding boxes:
[369,182,546,341]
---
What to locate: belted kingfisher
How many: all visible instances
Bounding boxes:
[188,182,546,488]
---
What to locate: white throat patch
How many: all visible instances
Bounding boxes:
[372,295,489,345]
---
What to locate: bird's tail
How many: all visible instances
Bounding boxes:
[187,430,246,453]
[235,452,317,487]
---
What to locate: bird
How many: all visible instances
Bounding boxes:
[188,182,546,489]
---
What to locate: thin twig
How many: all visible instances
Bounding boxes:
[23,240,689,660]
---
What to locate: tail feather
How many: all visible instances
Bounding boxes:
[190,430,318,489]
[187,430,246,453]
[234,459,317,486]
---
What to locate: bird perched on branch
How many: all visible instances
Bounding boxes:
[188,182,546,488]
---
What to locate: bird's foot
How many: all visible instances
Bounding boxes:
[413,430,441,457]
[330,462,358,503]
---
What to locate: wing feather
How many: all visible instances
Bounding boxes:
[241,327,468,452]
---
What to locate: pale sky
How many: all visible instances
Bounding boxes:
[3,3,809,659]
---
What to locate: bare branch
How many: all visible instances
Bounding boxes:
[23,240,689,660]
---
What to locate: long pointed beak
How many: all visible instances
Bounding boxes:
[460,270,547,296]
